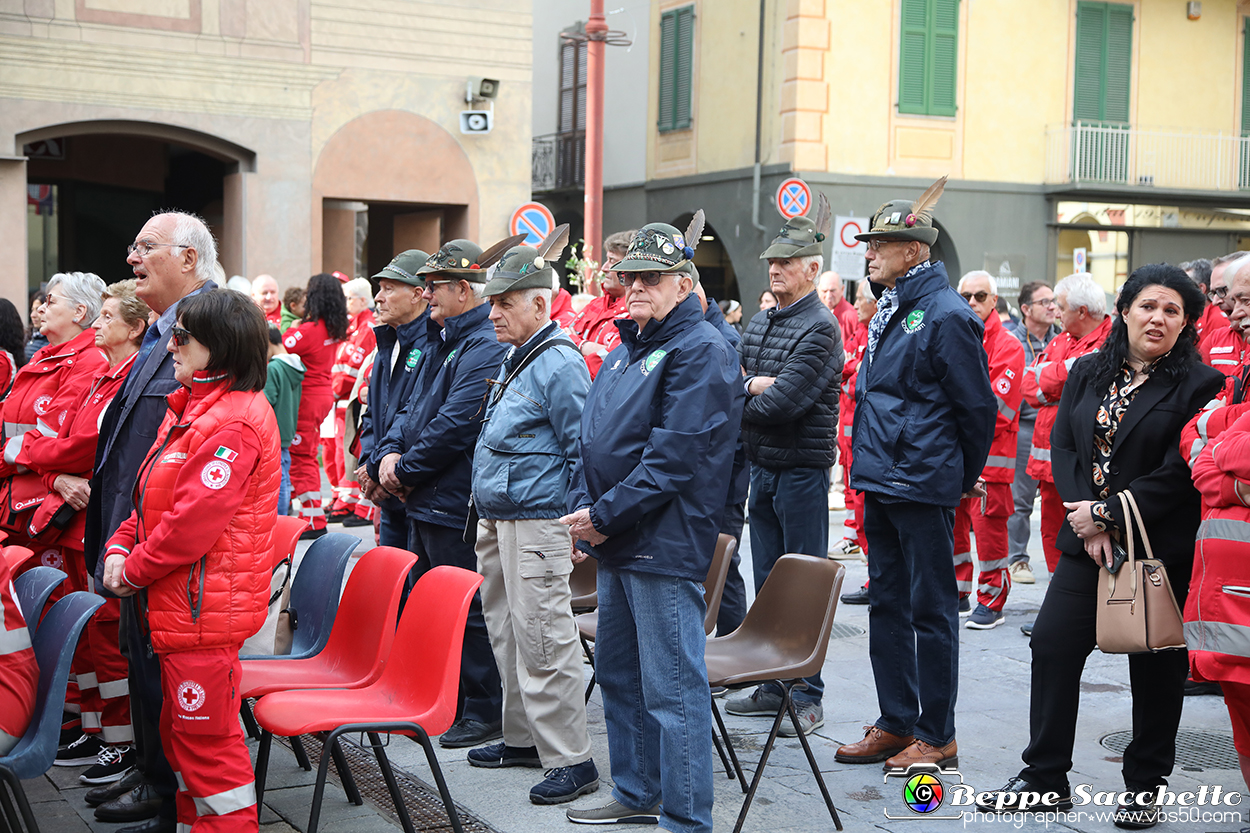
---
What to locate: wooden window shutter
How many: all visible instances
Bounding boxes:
[559,40,576,134]
[658,9,677,130]
[1103,4,1132,124]
[898,0,929,114]
[658,5,694,131]
[1242,17,1250,135]
[1073,2,1132,125]
[898,0,958,117]
[929,0,959,116]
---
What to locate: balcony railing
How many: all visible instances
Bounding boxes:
[1045,122,1250,192]
[532,131,585,192]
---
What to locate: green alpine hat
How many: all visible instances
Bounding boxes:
[416,239,487,280]
[853,176,947,246]
[482,246,555,297]
[372,249,431,287]
[615,211,705,275]
[759,215,827,260]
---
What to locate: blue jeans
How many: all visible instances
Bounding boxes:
[596,565,713,833]
[278,448,292,516]
[863,492,959,746]
[747,464,830,703]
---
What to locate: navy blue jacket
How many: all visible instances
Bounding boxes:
[568,295,745,581]
[705,298,748,506]
[849,262,995,507]
[376,303,507,528]
[361,310,429,514]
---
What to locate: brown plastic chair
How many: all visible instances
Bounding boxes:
[569,556,597,613]
[705,553,845,833]
[577,533,737,702]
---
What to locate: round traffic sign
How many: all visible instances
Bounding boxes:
[509,202,556,246]
[838,218,866,251]
[775,178,812,219]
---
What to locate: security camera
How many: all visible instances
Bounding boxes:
[466,78,500,102]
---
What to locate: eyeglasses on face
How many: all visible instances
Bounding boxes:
[866,239,905,251]
[1211,286,1230,300]
[960,290,991,303]
[617,272,666,288]
[170,325,192,347]
[1026,296,1057,307]
[127,240,186,257]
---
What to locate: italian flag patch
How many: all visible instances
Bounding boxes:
[214,446,238,462]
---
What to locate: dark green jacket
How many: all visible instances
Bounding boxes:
[264,354,304,448]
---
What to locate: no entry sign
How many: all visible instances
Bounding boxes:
[775,178,811,219]
[509,202,555,246]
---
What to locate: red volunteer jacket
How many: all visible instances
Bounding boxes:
[838,321,868,451]
[283,320,338,393]
[567,293,628,378]
[1022,316,1113,482]
[0,555,37,746]
[979,311,1027,483]
[331,309,378,407]
[105,375,280,653]
[551,288,577,329]
[1200,319,1247,378]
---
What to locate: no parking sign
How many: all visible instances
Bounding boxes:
[509,202,555,246]
[775,178,811,219]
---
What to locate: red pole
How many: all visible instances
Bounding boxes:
[584,0,606,294]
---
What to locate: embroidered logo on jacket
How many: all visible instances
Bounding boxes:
[201,461,232,490]
[177,680,206,712]
[641,349,667,376]
[902,310,926,334]
[406,348,422,370]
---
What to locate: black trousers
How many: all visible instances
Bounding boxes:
[714,500,747,636]
[407,518,503,725]
[1020,550,1190,793]
[119,596,177,820]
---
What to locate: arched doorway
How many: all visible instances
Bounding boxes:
[672,213,739,303]
[17,121,255,288]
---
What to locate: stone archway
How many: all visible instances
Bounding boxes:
[312,111,479,277]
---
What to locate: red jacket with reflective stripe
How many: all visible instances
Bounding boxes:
[838,321,868,451]
[567,293,628,378]
[0,556,37,746]
[331,309,377,405]
[1200,318,1247,377]
[1186,410,1250,686]
[1022,316,1112,482]
[979,312,1026,483]
[105,376,280,653]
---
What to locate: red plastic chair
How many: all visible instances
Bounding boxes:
[272,516,308,570]
[3,546,35,572]
[253,565,483,833]
[242,546,417,794]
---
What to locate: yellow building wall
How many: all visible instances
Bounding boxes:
[1135,0,1239,133]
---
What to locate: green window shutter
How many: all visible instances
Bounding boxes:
[898,0,958,117]
[1242,17,1250,135]
[658,6,694,132]
[1073,2,1132,125]
[1103,5,1132,123]
[1073,3,1105,122]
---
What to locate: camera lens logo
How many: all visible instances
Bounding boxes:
[902,772,944,814]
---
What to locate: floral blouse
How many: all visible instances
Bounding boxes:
[1090,364,1145,533]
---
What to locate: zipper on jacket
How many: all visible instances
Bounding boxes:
[186,555,207,621]
[1221,585,1250,598]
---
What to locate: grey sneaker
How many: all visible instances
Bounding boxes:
[778,701,824,737]
[566,798,660,825]
[724,687,783,717]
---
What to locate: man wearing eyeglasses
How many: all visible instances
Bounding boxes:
[1190,255,1248,376]
[566,229,635,378]
[952,271,1025,631]
[83,211,218,833]
[834,182,994,772]
[374,238,507,751]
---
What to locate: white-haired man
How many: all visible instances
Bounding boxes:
[252,274,281,326]
[1200,253,1250,375]
[952,271,1025,630]
[1021,273,1110,606]
[326,277,377,525]
[725,212,843,736]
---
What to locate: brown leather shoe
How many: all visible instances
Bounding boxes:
[883,738,958,771]
[834,725,914,764]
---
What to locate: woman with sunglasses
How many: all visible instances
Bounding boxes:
[102,289,279,833]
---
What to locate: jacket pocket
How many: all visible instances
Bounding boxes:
[1221,585,1250,598]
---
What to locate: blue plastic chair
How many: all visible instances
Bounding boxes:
[0,591,103,833]
[12,568,67,640]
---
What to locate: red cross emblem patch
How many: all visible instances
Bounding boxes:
[201,460,232,490]
[177,680,206,712]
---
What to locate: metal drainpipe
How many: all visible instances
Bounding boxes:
[751,0,769,232]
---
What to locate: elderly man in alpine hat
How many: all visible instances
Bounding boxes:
[561,214,743,832]
[835,178,995,772]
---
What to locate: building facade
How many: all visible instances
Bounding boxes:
[535,0,1250,307]
[3,0,533,302]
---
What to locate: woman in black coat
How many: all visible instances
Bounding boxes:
[979,264,1224,829]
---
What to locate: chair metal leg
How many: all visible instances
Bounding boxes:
[408,726,464,833]
[580,633,597,703]
[0,774,26,833]
[291,734,312,771]
[306,732,338,833]
[368,732,416,833]
[785,691,842,831]
[240,698,261,741]
[732,682,793,833]
[710,691,747,791]
[329,737,363,806]
[254,731,273,819]
[0,767,38,833]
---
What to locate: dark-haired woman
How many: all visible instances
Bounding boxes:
[102,289,279,833]
[0,298,27,397]
[23,290,47,363]
[979,264,1224,828]
[283,273,347,537]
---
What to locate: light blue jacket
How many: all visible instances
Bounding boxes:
[472,323,590,521]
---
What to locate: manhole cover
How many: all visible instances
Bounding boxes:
[1100,730,1238,771]
[830,623,865,639]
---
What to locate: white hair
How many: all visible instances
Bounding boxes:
[1231,256,1250,286]
[470,282,486,300]
[226,275,252,295]
[344,277,375,307]
[958,270,998,295]
[1054,272,1106,316]
[798,254,824,279]
[163,211,218,283]
[47,272,106,327]
[519,287,553,308]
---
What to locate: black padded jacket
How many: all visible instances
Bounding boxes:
[738,290,843,469]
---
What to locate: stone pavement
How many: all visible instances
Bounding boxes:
[19,506,1247,833]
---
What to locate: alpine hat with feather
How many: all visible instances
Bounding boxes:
[482,224,571,297]
[614,211,706,276]
[373,249,431,287]
[416,233,526,283]
[760,191,832,259]
[854,176,948,246]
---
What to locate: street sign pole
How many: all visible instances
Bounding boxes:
[584,0,607,294]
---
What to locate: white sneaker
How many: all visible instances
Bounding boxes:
[1009,561,1035,584]
[829,537,862,559]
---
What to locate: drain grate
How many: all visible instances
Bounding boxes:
[277,733,500,832]
[830,623,866,639]
[1100,730,1238,771]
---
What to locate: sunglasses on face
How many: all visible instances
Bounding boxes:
[617,272,666,288]
[171,325,192,347]
[960,291,990,303]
